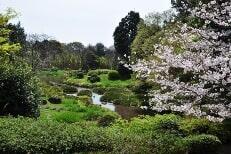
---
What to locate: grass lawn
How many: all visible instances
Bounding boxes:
[40,98,119,123]
[65,73,137,88]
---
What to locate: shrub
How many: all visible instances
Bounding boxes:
[98,114,117,127]
[101,88,140,106]
[133,81,154,106]
[117,63,132,79]
[92,87,107,95]
[42,99,48,105]
[40,82,63,98]
[77,96,93,105]
[54,111,82,123]
[184,134,222,154]
[48,97,62,104]
[108,70,120,80]
[88,74,101,83]
[152,114,182,134]
[75,71,84,79]
[62,85,78,93]
[78,90,92,97]
[0,118,111,153]
[88,69,110,76]
[151,133,187,154]
[0,62,41,118]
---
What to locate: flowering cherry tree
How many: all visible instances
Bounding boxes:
[132,0,231,121]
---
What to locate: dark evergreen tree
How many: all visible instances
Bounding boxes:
[95,43,105,56]
[113,11,140,78]
[113,11,140,62]
[7,22,27,57]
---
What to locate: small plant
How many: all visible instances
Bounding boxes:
[48,97,62,104]
[98,114,117,127]
[75,71,84,79]
[77,90,92,97]
[108,70,120,80]
[92,87,107,95]
[62,85,78,93]
[88,74,101,83]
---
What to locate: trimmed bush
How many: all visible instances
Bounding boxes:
[88,69,110,76]
[101,88,140,106]
[117,63,132,79]
[88,74,101,83]
[42,99,48,105]
[92,87,107,95]
[0,62,41,118]
[98,114,117,127]
[184,134,222,154]
[108,71,120,80]
[62,85,78,93]
[75,71,84,79]
[48,97,62,104]
[78,90,92,97]
[0,118,111,154]
[77,96,93,105]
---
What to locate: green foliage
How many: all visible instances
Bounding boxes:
[98,114,117,127]
[113,11,140,62]
[48,97,62,104]
[180,118,231,143]
[77,90,92,97]
[131,20,160,60]
[0,9,21,56]
[133,81,154,106]
[75,71,84,79]
[0,61,41,117]
[39,82,63,98]
[101,88,140,106]
[117,63,132,79]
[184,134,221,154]
[87,74,101,83]
[0,114,228,154]
[40,98,118,123]
[88,69,110,76]
[92,87,107,95]
[61,85,78,93]
[108,70,120,80]
[0,118,111,154]
[38,69,67,83]
[77,96,93,105]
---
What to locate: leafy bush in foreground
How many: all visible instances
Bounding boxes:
[108,70,120,80]
[184,134,221,154]
[0,118,110,154]
[0,114,227,154]
[0,62,41,118]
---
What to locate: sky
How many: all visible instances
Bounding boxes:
[0,0,171,47]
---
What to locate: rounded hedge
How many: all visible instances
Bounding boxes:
[75,71,84,79]
[48,97,62,104]
[185,134,222,154]
[108,71,120,80]
[88,74,100,83]
[77,90,92,97]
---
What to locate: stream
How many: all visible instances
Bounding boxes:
[64,85,144,119]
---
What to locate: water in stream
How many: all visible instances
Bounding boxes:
[66,86,143,119]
